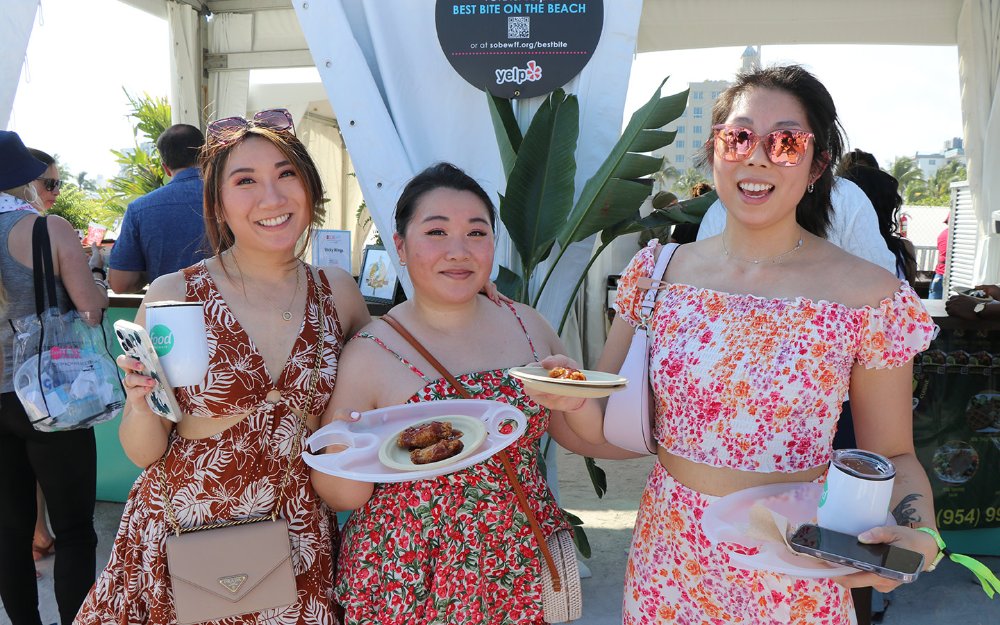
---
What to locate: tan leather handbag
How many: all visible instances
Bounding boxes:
[161,292,325,625]
[382,314,582,622]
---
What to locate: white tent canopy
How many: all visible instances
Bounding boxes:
[5,0,998,293]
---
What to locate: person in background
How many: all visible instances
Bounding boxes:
[689,181,713,198]
[108,124,208,294]
[839,165,917,286]
[27,148,62,212]
[317,163,629,625]
[929,214,949,299]
[945,283,1000,319]
[837,148,880,172]
[0,130,108,625]
[529,65,939,624]
[667,182,713,245]
[76,109,369,625]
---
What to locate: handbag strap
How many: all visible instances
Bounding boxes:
[636,242,679,330]
[161,277,327,536]
[31,216,58,315]
[381,313,564,592]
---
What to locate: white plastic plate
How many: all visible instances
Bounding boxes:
[701,482,857,578]
[377,415,488,471]
[509,366,626,399]
[303,399,526,483]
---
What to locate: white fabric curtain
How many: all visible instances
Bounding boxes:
[206,13,253,121]
[1,0,39,129]
[957,0,1000,284]
[166,0,200,126]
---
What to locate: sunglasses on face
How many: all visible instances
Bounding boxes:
[37,178,62,192]
[206,108,295,145]
[712,124,814,167]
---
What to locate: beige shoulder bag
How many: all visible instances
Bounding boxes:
[161,290,325,625]
[382,314,582,622]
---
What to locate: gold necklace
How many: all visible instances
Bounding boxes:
[230,253,302,321]
[721,231,805,265]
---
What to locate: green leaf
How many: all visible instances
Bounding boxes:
[556,80,689,249]
[568,179,652,244]
[599,190,717,245]
[584,456,607,498]
[499,89,579,282]
[486,91,522,178]
[495,265,524,301]
[630,129,678,153]
[571,524,591,559]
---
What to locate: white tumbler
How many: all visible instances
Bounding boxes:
[144,301,209,388]
[817,449,896,535]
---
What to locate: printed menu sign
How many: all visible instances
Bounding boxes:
[311,229,352,274]
[436,0,603,99]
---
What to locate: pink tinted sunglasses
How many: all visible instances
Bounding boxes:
[206,108,295,145]
[712,124,814,167]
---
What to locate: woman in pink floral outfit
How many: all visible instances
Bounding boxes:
[313,163,629,625]
[529,66,942,624]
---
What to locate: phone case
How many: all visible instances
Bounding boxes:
[113,320,183,423]
[788,524,922,583]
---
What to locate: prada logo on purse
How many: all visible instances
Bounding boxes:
[218,574,249,594]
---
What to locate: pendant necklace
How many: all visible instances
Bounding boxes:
[231,252,301,321]
[721,231,805,265]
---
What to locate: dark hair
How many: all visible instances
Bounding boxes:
[199,126,326,258]
[840,165,915,282]
[670,223,700,244]
[689,182,712,198]
[27,148,55,167]
[703,64,845,238]
[395,162,496,236]
[157,124,205,170]
[836,149,879,176]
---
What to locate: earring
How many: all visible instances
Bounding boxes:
[807,183,815,194]
[399,260,407,267]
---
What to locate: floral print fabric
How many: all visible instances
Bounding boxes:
[75,264,344,625]
[334,311,568,625]
[614,242,935,473]
[613,241,934,624]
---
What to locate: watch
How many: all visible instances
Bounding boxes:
[974,302,988,317]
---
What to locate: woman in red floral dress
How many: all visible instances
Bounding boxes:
[529,66,942,624]
[313,163,630,625]
[75,111,371,625]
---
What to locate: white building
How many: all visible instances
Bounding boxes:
[915,137,966,179]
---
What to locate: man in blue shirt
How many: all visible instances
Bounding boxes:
[108,124,208,293]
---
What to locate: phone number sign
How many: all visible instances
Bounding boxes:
[436,1,603,99]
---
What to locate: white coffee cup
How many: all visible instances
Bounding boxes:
[817,449,896,535]
[144,301,209,388]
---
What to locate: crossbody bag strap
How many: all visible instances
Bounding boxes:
[636,242,679,329]
[31,216,58,315]
[160,278,327,536]
[381,313,564,592]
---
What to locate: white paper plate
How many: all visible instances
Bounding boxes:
[377,415,488,471]
[701,482,857,578]
[303,399,526,483]
[509,366,627,386]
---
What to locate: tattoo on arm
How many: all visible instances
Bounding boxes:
[892,493,923,526]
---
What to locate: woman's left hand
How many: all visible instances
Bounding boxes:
[522,355,591,413]
[480,280,513,306]
[830,525,941,592]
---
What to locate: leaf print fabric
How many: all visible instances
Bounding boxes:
[613,242,935,624]
[334,318,568,625]
[74,263,345,625]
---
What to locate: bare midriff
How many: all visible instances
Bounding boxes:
[658,448,828,497]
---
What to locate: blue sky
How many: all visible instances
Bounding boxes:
[8,0,963,181]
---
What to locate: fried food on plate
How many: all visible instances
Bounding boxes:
[410,438,465,465]
[397,420,459,449]
[548,367,587,381]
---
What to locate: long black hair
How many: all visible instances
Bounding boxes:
[840,165,916,283]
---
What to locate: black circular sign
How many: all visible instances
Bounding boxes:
[436,1,603,99]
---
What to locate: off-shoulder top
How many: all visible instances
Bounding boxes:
[174,261,344,420]
[614,241,936,473]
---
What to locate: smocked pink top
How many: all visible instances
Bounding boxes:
[614,242,936,473]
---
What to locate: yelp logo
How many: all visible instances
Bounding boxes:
[495,60,543,85]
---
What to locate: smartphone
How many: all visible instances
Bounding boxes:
[113,320,183,423]
[788,524,924,582]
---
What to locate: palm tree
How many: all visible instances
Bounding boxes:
[886,156,924,201]
[671,167,710,197]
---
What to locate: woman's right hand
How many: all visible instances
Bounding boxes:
[117,354,156,412]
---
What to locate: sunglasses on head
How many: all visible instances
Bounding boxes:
[712,124,814,167]
[37,177,62,192]
[206,108,295,145]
